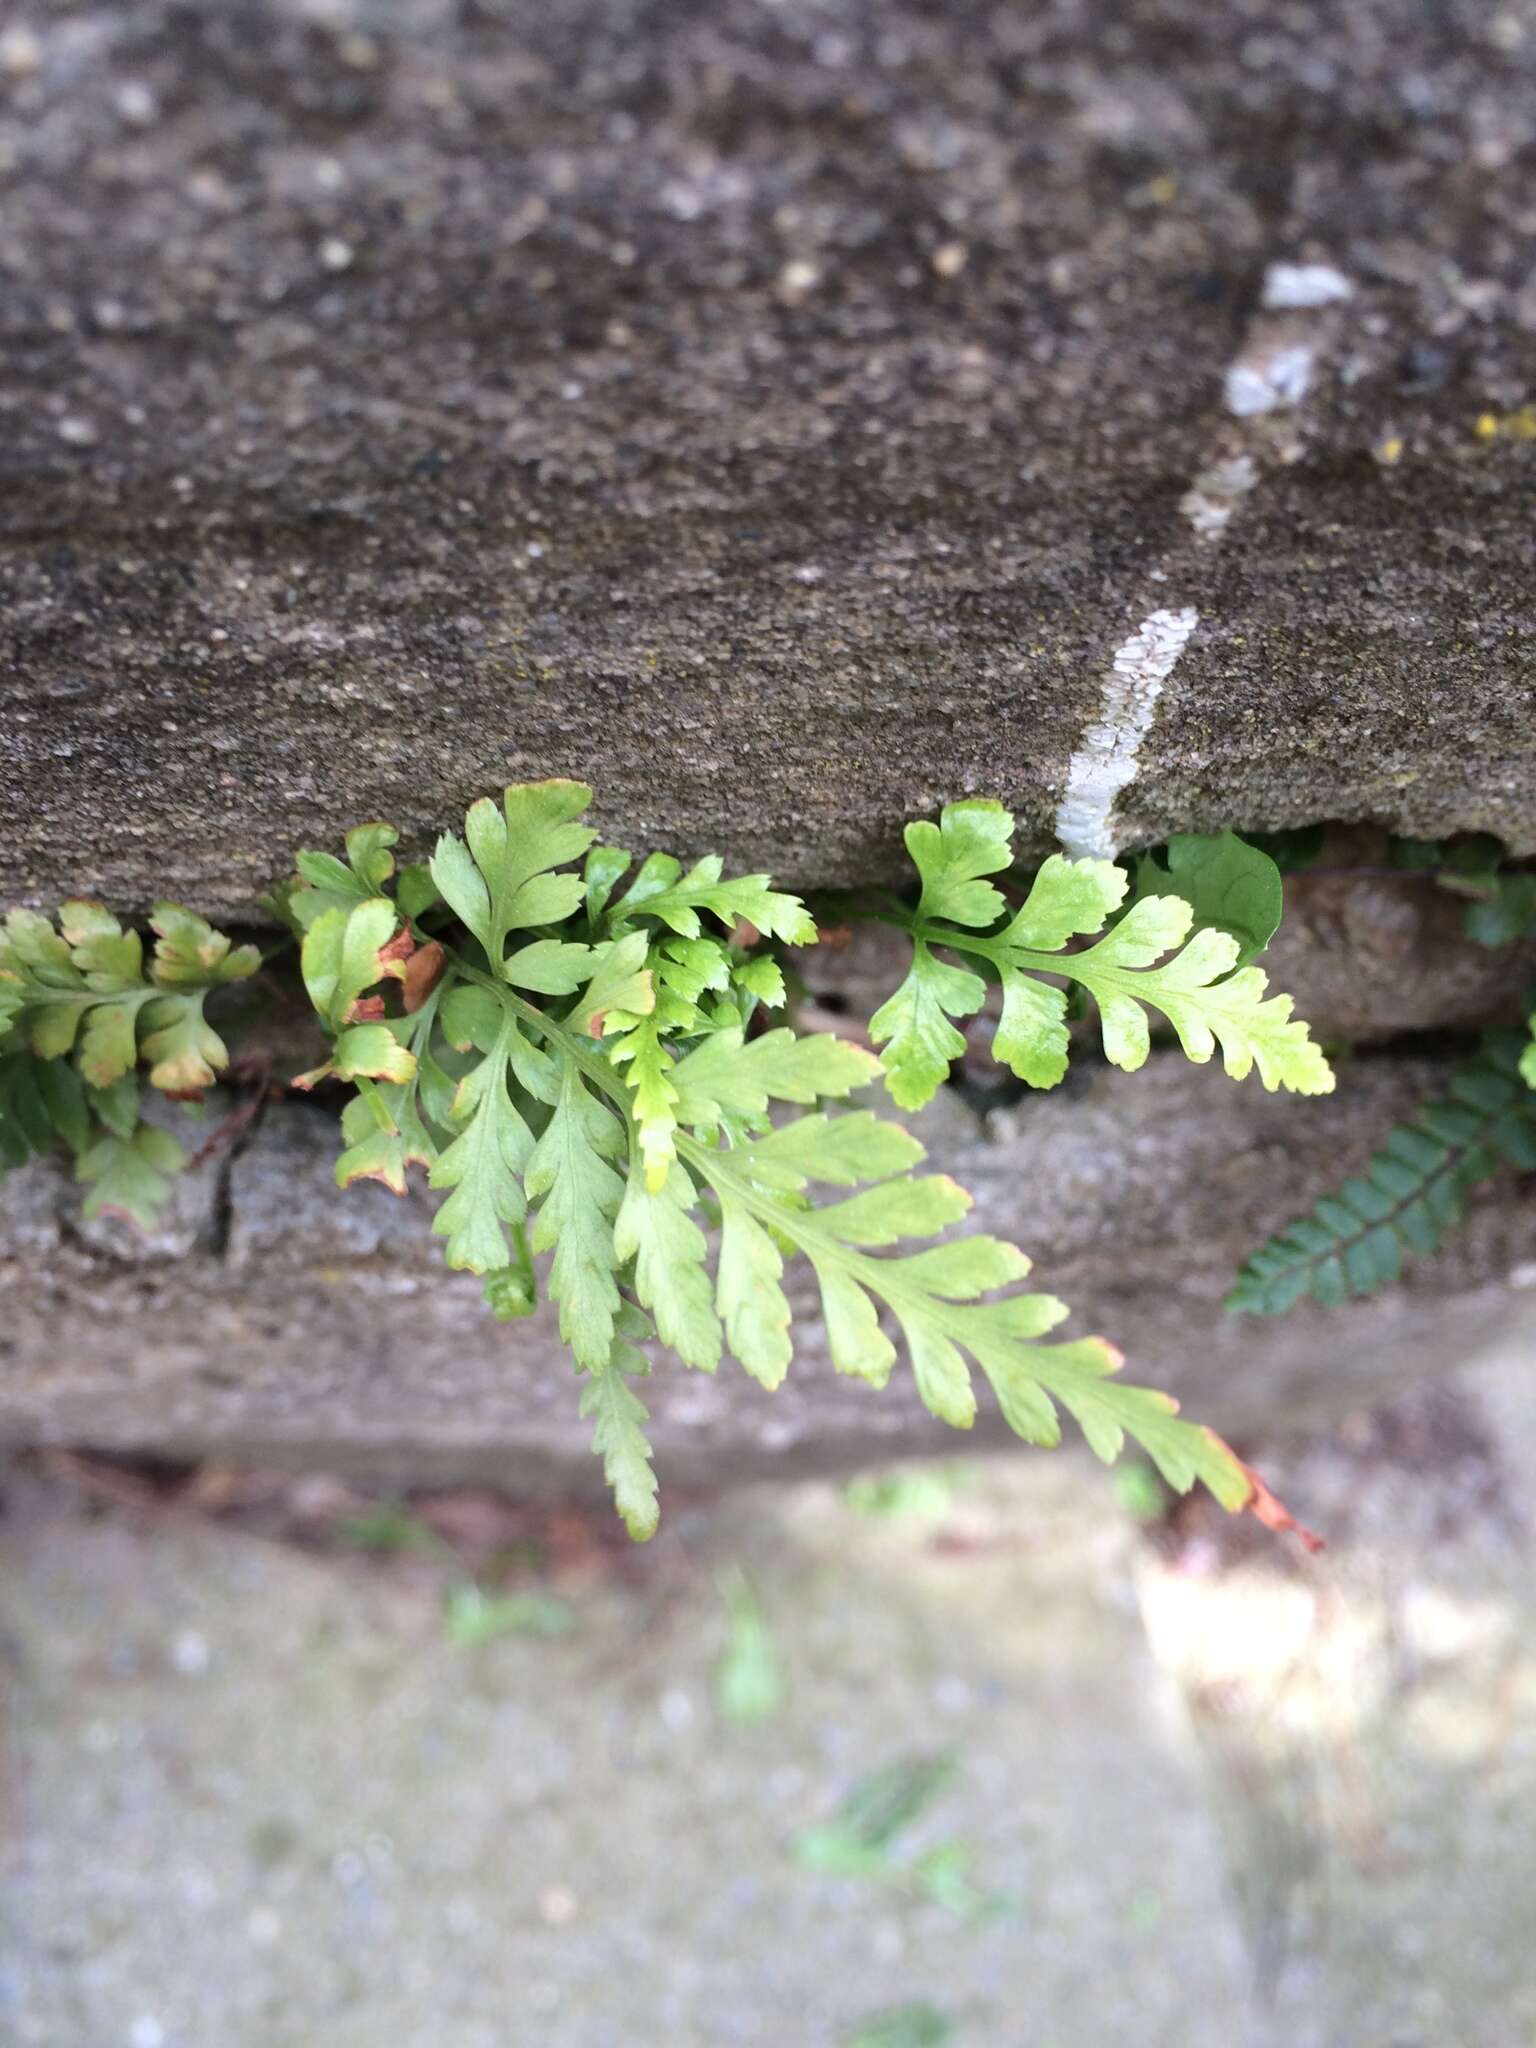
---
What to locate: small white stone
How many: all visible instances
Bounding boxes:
[115,81,158,126]
[171,1629,210,1675]
[0,28,42,77]
[658,1686,694,1730]
[319,237,355,272]
[538,1883,579,1926]
[1224,343,1316,416]
[58,416,98,447]
[1261,262,1355,310]
[246,1906,283,1945]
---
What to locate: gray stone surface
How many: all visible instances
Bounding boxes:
[5,1341,1536,2046]
[4,0,1536,921]
[4,1053,1534,1490]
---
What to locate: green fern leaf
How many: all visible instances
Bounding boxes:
[867,804,1331,1108]
[580,1305,660,1541]
[298,899,406,1032]
[430,780,595,967]
[868,946,987,1111]
[676,1117,1251,1504]
[286,823,401,930]
[77,1120,187,1228]
[0,895,257,1201]
[426,988,535,1273]
[147,905,262,989]
[1130,830,1284,965]
[568,931,654,1035]
[671,1026,881,1128]
[0,1052,87,1167]
[334,986,455,1194]
[613,1163,722,1370]
[608,852,816,944]
[1229,1032,1536,1312]
[604,1010,681,1189]
[289,782,1286,1541]
[526,1058,626,1369]
[716,1197,794,1387]
[905,797,1014,927]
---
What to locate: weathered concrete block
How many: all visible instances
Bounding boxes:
[3,0,1536,922]
[3,1056,1532,1491]
[6,1,1536,1483]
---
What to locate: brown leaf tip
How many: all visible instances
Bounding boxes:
[1239,1461,1325,1553]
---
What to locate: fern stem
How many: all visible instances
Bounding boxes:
[442,949,636,1115]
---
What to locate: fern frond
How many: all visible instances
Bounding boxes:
[287,780,1300,1540]
[673,1121,1249,1506]
[0,899,259,1225]
[580,1303,661,1541]
[1228,1032,1536,1312]
[867,801,1332,1110]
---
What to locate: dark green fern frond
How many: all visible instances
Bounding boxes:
[1228,1032,1536,1313]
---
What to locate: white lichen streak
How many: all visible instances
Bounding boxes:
[1053,255,1358,858]
[1054,608,1200,859]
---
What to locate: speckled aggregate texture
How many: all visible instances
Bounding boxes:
[3,0,1536,920]
[5,1344,1536,2045]
[4,1056,1536,1489]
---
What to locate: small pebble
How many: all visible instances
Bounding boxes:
[0,27,42,77]
[659,1687,694,1730]
[115,81,157,126]
[538,1883,579,1926]
[171,1630,210,1676]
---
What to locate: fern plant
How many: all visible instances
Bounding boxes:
[272,783,1333,1540]
[1229,827,1536,1313]
[0,787,1338,1542]
[848,802,1332,1110]
[0,901,259,1224]
[1231,1031,1536,1312]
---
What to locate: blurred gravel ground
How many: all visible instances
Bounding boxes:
[2,1344,1535,2048]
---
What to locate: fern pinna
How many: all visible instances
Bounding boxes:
[1229,1031,1536,1313]
[278,783,1332,1541]
[854,801,1332,1110]
[0,902,259,1224]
